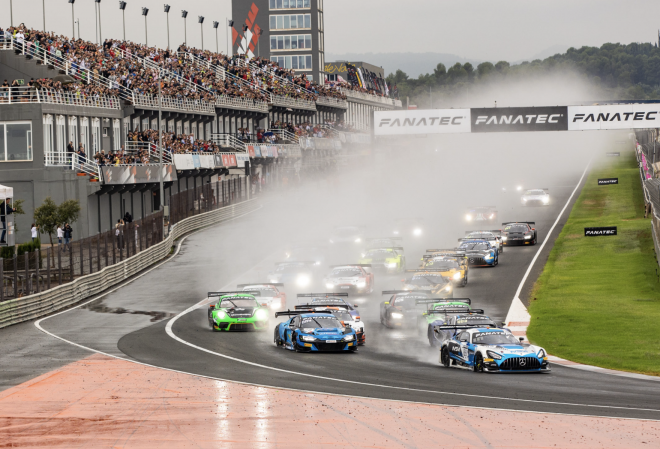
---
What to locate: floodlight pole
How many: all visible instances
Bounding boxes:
[42,0,46,31]
[122,9,126,40]
[10,0,13,27]
[166,11,170,49]
[70,2,75,39]
[158,69,164,213]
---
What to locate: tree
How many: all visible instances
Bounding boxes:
[58,199,81,227]
[33,197,58,248]
[11,199,25,232]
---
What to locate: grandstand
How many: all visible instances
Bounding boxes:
[0,24,398,242]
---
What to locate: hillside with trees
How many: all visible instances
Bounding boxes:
[387,42,660,107]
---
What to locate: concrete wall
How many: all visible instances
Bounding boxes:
[0,49,62,84]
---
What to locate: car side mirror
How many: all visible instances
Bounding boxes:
[501,322,507,327]
[354,304,358,308]
[384,302,389,305]
[209,304,215,309]
[261,303,268,307]
[519,337,524,341]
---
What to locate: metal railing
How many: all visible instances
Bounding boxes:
[269,129,299,143]
[316,96,349,109]
[271,95,317,111]
[131,93,216,114]
[340,87,398,107]
[211,134,247,152]
[44,152,101,179]
[124,142,173,164]
[0,86,121,109]
[214,95,269,112]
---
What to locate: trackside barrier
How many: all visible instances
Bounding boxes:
[0,199,260,329]
[634,130,660,269]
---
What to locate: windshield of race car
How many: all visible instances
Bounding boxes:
[425,259,460,270]
[243,287,277,297]
[467,233,494,239]
[434,303,469,311]
[311,297,349,305]
[408,274,447,286]
[328,268,362,278]
[472,331,520,345]
[524,190,546,195]
[504,224,529,232]
[365,249,394,257]
[219,297,259,308]
[328,311,353,321]
[458,242,490,251]
[392,294,429,307]
[300,316,343,328]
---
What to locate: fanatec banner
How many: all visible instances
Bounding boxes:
[568,104,660,130]
[471,107,568,133]
[374,109,471,136]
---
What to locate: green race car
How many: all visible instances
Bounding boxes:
[207,292,270,331]
[415,298,472,333]
[359,247,406,273]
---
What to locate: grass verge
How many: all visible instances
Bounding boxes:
[527,149,660,376]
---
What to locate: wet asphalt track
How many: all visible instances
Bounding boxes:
[2,136,659,420]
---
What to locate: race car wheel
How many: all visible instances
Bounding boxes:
[474,354,484,373]
[209,318,215,330]
[441,347,451,367]
[494,256,498,266]
[461,275,468,287]
[274,326,283,346]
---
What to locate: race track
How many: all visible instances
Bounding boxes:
[4,133,658,421]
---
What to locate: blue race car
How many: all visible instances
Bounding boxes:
[274,310,358,352]
[455,239,498,267]
[439,327,550,373]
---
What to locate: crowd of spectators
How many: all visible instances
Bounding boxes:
[1,24,387,111]
[0,77,117,103]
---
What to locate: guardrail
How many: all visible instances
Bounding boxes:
[215,95,269,113]
[634,131,660,269]
[339,88,398,107]
[316,96,348,109]
[44,152,101,179]
[272,95,317,111]
[0,199,259,328]
[124,142,173,164]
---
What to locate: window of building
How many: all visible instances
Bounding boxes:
[270,34,312,51]
[318,0,323,11]
[43,115,54,162]
[270,0,310,9]
[318,32,323,51]
[80,117,89,154]
[318,11,323,31]
[0,121,32,162]
[270,14,311,30]
[56,116,65,154]
[113,119,121,152]
[92,118,101,155]
[69,116,78,150]
[272,55,313,70]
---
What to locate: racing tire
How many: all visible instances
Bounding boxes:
[474,353,484,373]
[349,347,358,353]
[273,326,283,346]
[493,257,498,266]
[461,275,468,287]
[209,318,215,330]
[441,347,451,367]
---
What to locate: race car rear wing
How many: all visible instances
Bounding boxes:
[236,283,284,288]
[208,291,261,297]
[502,222,535,226]
[297,293,349,298]
[274,261,319,266]
[405,269,447,273]
[275,309,336,318]
[415,298,471,305]
[425,308,485,315]
[381,290,431,295]
[426,249,467,256]
[367,246,405,251]
[295,304,350,310]
[465,230,502,236]
[432,324,499,331]
[328,264,372,268]
[457,238,492,243]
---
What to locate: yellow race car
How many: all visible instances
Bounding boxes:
[421,250,469,287]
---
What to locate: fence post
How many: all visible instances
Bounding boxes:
[112,232,117,264]
[13,254,18,298]
[58,247,62,285]
[35,249,40,293]
[126,224,131,258]
[24,252,29,295]
[79,240,84,276]
[88,239,93,274]
[119,230,124,262]
[46,248,51,290]
[69,243,74,281]
[0,257,3,302]
[104,232,109,268]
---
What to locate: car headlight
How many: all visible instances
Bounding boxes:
[524,235,532,240]
[537,349,546,358]
[301,335,316,342]
[386,262,397,268]
[413,228,422,236]
[453,272,461,280]
[296,275,311,287]
[391,312,404,319]
[270,279,279,283]
[325,283,334,289]
[489,214,494,219]
[486,350,502,360]
[357,281,366,288]
[343,334,355,341]
[216,311,226,319]
[354,238,361,243]
[543,197,550,204]
[502,236,507,241]
[393,230,399,235]
[465,214,472,221]
[517,186,522,191]
[522,197,528,202]
[255,309,269,320]
[271,300,281,308]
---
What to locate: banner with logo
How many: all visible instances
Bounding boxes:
[102,165,177,184]
[471,107,568,133]
[374,109,471,136]
[235,153,250,167]
[598,178,619,185]
[584,226,617,236]
[247,145,256,158]
[220,153,238,167]
[568,104,660,130]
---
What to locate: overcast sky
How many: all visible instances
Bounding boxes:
[4,0,659,64]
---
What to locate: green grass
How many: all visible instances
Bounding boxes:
[527,149,660,376]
